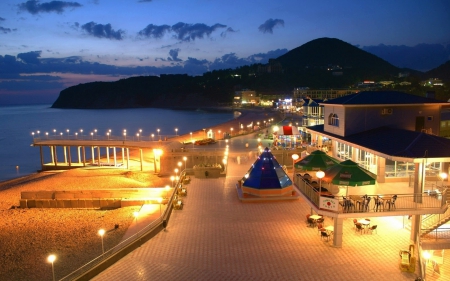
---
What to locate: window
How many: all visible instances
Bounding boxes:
[441,121,447,128]
[328,113,339,127]
[427,116,433,121]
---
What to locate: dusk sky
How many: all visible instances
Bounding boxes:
[1,0,450,105]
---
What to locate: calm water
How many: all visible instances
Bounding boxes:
[0,104,234,182]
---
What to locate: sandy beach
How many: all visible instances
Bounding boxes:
[0,107,282,281]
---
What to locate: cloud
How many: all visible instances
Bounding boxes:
[18,0,82,15]
[0,26,13,33]
[171,22,227,41]
[0,17,5,21]
[258,18,284,34]
[221,27,237,38]
[168,49,182,61]
[138,24,171,39]
[362,43,450,71]
[81,22,124,40]
[17,51,42,64]
[138,0,153,2]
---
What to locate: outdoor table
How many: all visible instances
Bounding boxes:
[325,225,334,235]
[358,219,370,232]
[309,215,322,220]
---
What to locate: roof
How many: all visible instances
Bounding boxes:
[242,148,292,189]
[307,125,450,160]
[321,91,446,105]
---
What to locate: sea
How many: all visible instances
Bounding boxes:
[0,104,235,182]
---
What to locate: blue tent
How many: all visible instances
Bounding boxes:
[242,147,292,189]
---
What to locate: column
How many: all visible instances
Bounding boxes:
[122,148,125,164]
[332,217,344,248]
[64,146,67,163]
[97,146,101,165]
[113,147,117,167]
[140,149,143,171]
[126,148,130,169]
[414,163,423,203]
[82,146,86,167]
[91,146,95,164]
[78,146,81,164]
[106,147,110,163]
[50,146,54,164]
[39,146,44,170]
[67,146,72,167]
[410,215,421,243]
[377,157,386,183]
[53,146,58,167]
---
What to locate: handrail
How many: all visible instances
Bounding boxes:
[294,174,447,214]
[58,172,184,281]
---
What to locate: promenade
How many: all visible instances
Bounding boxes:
[91,131,448,281]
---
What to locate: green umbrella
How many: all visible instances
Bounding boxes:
[323,160,376,196]
[294,150,339,171]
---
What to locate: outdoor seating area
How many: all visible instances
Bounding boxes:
[306,214,334,242]
[172,194,184,210]
[353,218,377,234]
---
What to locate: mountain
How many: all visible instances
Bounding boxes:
[52,38,419,109]
[425,60,450,83]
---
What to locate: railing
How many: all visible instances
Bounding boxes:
[421,227,450,240]
[58,173,184,281]
[294,174,447,214]
[421,206,450,235]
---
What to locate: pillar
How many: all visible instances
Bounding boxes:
[113,147,117,167]
[332,217,344,248]
[106,147,110,163]
[82,146,86,167]
[410,215,421,243]
[50,146,54,164]
[126,148,129,169]
[140,149,143,171]
[39,146,44,170]
[122,148,125,164]
[414,163,423,203]
[53,146,58,167]
[67,146,72,167]
[78,146,81,164]
[91,146,95,164]
[377,157,386,183]
[97,146,101,165]
[64,146,67,163]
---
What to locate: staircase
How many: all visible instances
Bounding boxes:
[420,189,450,236]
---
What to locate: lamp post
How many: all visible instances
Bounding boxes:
[165,185,170,198]
[91,132,94,140]
[158,197,163,216]
[291,154,299,178]
[75,132,78,139]
[175,128,178,136]
[171,176,175,187]
[60,132,63,139]
[107,132,110,140]
[440,172,447,189]
[80,129,83,139]
[66,129,69,138]
[109,129,112,139]
[175,168,179,178]
[98,229,105,254]
[157,129,160,140]
[183,156,187,171]
[47,254,56,281]
[53,129,57,136]
[134,211,139,225]
[151,133,154,141]
[94,129,97,138]
[230,127,233,136]
[32,132,35,139]
[316,170,325,195]
[136,133,140,141]
[190,132,193,143]
[123,132,126,140]
[46,132,49,139]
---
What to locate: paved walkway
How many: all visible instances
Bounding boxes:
[92,139,450,280]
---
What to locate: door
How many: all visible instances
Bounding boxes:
[415,116,425,132]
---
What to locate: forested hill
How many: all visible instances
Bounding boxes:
[52,37,435,109]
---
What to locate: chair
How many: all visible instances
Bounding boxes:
[353,219,358,228]
[306,214,311,222]
[367,225,377,234]
[316,217,324,224]
[320,231,331,241]
[317,223,325,234]
[355,223,364,234]
[363,197,371,211]
[307,217,315,227]
[387,195,397,210]
[373,197,384,212]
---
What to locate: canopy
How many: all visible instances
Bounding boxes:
[322,160,376,195]
[276,126,300,136]
[294,150,339,171]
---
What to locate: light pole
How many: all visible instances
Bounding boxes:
[46,132,49,139]
[183,156,187,171]
[230,127,233,136]
[107,132,110,140]
[31,132,35,139]
[75,132,78,139]
[80,129,83,139]
[123,132,126,140]
[175,168,179,179]
[316,170,325,195]
[171,176,175,187]
[66,129,70,138]
[109,129,112,139]
[151,133,155,141]
[53,129,56,136]
[91,132,94,140]
[47,254,56,281]
[291,154,299,178]
[440,172,447,189]
[158,197,163,216]
[178,162,182,173]
[190,132,193,143]
[136,133,140,141]
[60,132,63,139]
[175,128,178,136]
[98,229,105,254]
[94,129,97,138]
[165,185,170,198]
[134,211,139,225]
[157,129,160,140]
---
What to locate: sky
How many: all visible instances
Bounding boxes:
[1,0,450,105]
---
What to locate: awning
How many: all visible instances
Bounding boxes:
[277,126,300,135]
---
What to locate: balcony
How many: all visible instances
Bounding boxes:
[294,174,448,218]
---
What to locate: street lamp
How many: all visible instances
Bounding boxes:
[75,132,78,139]
[165,185,170,198]
[46,132,49,139]
[94,129,97,138]
[123,132,126,140]
[136,133,140,141]
[291,154,299,177]
[190,132,193,143]
[134,211,139,224]
[47,254,56,281]
[151,133,155,141]
[80,129,83,139]
[440,172,447,188]
[175,128,178,136]
[53,129,57,136]
[175,168,179,178]
[157,128,160,140]
[98,229,105,254]
[171,175,175,187]
[183,156,187,171]
[107,132,110,140]
[316,170,325,195]
[91,132,94,140]
[230,127,233,136]
[178,161,182,172]
[32,132,35,139]
[158,197,163,216]
[66,129,69,137]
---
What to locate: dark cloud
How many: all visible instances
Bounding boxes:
[258,18,284,34]
[0,26,13,33]
[0,17,5,21]
[168,49,182,61]
[362,43,450,71]
[247,48,288,63]
[221,27,237,38]
[171,22,227,41]
[81,22,124,40]
[17,51,42,64]
[138,24,171,38]
[18,0,82,15]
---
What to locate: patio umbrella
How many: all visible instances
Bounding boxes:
[294,150,339,171]
[322,159,376,196]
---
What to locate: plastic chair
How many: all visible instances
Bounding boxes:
[355,223,364,234]
[367,225,377,234]
[387,195,397,210]
[353,219,358,228]
[321,231,331,241]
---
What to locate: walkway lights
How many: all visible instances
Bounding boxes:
[183,156,187,171]
[98,229,105,254]
[151,133,154,141]
[291,154,299,178]
[171,176,175,187]
[47,254,56,281]
[175,168,179,178]
[175,128,178,136]
[157,129,160,140]
[79,129,83,139]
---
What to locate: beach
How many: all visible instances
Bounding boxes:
[0,107,282,281]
